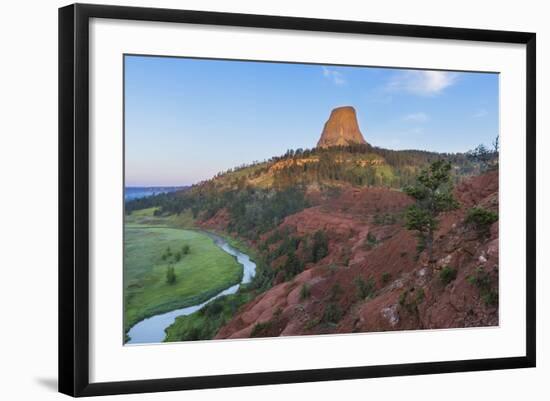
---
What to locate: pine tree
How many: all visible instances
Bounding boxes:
[404,160,459,264]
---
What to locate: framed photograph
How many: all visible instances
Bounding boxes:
[59,3,536,397]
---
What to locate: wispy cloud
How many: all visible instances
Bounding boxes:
[403,112,429,123]
[387,70,458,96]
[322,67,346,85]
[473,109,488,118]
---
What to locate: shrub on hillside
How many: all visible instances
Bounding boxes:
[166,265,176,285]
[249,258,275,292]
[373,213,397,225]
[282,251,304,280]
[354,276,375,299]
[363,232,378,250]
[330,283,343,301]
[467,267,498,306]
[312,230,329,262]
[465,207,498,233]
[322,303,342,324]
[300,284,311,300]
[250,321,272,337]
[440,266,458,285]
[399,287,425,313]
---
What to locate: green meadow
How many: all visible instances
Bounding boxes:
[124,213,243,337]
[125,207,195,228]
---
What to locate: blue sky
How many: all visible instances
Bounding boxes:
[125,55,499,186]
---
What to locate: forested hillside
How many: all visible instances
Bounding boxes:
[126,142,485,241]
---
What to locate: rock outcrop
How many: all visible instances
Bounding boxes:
[317,106,367,148]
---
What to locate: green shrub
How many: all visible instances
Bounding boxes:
[440,266,457,285]
[282,251,304,280]
[374,213,397,225]
[341,245,352,266]
[265,229,284,246]
[414,233,426,255]
[399,287,424,313]
[273,306,283,319]
[363,232,378,251]
[398,290,408,306]
[300,284,311,300]
[482,291,498,307]
[250,260,275,291]
[467,267,490,287]
[166,265,176,285]
[181,244,190,254]
[251,321,272,337]
[415,288,425,303]
[330,283,343,301]
[381,272,392,285]
[367,232,378,245]
[312,230,329,262]
[355,276,375,299]
[467,267,498,306]
[200,299,224,317]
[304,317,320,330]
[322,303,342,324]
[327,263,339,274]
[465,207,498,232]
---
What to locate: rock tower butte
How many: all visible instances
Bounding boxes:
[316,106,368,148]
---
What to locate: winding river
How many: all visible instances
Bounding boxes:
[126,231,256,345]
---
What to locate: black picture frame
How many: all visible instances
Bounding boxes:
[59,3,536,397]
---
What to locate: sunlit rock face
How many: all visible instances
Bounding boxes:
[317,106,367,148]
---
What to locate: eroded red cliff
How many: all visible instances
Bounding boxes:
[214,170,499,339]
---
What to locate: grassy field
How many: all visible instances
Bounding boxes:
[125,207,195,228]
[124,221,243,337]
[163,229,278,342]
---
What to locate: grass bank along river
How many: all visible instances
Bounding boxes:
[124,222,247,342]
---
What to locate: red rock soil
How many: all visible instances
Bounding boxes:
[204,170,499,339]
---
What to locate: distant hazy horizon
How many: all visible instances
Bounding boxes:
[124,186,185,202]
[125,55,499,186]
